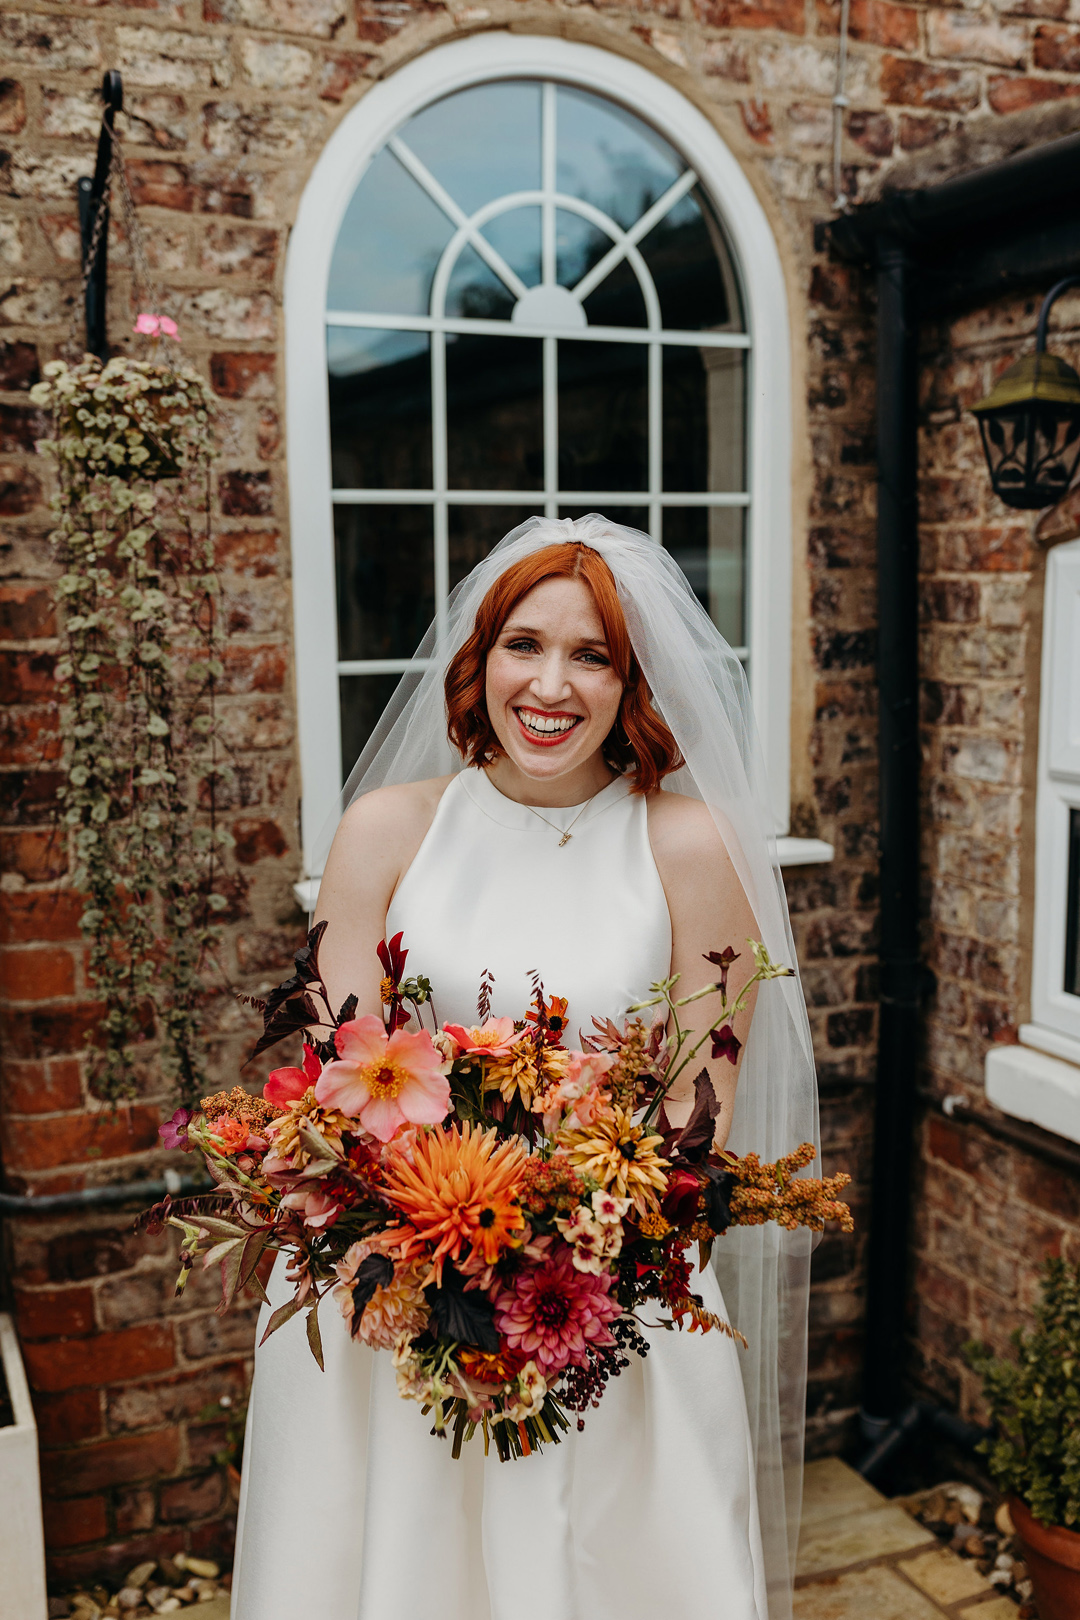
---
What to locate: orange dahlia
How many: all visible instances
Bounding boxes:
[382,1121,527,1278]
[557,1106,669,1214]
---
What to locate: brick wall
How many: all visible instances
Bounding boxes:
[911,291,1080,1419]
[4,0,1080,1582]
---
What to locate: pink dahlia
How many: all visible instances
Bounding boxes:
[493,1247,622,1377]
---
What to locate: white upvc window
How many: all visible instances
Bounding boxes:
[987,536,1080,1142]
[285,36,827,888]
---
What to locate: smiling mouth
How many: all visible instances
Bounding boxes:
[514,707,583,745]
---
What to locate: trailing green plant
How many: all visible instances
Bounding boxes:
[965,1255,1080,1528]
[31,347,231,1108]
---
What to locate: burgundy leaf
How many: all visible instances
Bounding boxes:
[671,1068,722,1163]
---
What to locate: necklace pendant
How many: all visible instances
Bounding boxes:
[558,831,571,847]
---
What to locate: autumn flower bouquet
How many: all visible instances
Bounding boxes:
[150,927,852,1460]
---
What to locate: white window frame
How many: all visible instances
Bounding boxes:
[285,34,808,882]
[986,536,1080,1142]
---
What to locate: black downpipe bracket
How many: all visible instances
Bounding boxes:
[861,236,925,1445]
[76,70,123,361]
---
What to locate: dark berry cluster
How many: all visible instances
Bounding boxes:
[558,1317,650,1429]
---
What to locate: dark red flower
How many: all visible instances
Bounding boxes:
[377,932,408,985]
[704,946,740,990]
[709,1023,743,1065]
[661,1167,703,1228]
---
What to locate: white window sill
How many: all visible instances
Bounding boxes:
[985,1034,1080,1146]
[292,837,835,913]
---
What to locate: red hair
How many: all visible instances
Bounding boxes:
[445,542,681,795]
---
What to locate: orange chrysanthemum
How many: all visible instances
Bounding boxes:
[382,1121,528,1278]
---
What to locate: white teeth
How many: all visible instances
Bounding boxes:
[518,711,578,736]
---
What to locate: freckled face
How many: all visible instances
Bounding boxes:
[484,577,625,786]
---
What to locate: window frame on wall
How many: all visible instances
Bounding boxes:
[987,536,1080,1142]
[284,34,806,884]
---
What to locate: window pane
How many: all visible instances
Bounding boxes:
[1066,807,1080,997]
[444,245,516,321]
[450,505,537,589]
[581,257,648,329]
[640,188,743,333]
[403,81,542,216]
[340,672,415,780]
[328,147,453,316]
[560,505,648,533]
[447,336,543,490]
[334,505,434,661]
[663,345,745,494]
[663,507,745,649]
[329,329,431,490]
[556,86,684,232]
[558,341,648,492]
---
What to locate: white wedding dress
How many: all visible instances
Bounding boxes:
[232,767,767,1620]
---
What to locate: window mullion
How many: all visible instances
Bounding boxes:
[542,81,557,288]
[544,336,559,519]
[432,328,449,645]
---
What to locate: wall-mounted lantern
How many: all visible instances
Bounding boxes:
[972,275,1080,511]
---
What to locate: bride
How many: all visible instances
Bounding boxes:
[232,515,817,1620]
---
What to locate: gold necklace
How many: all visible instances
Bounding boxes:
[520,798,592,847]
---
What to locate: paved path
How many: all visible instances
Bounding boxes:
[796,1458,1016,1620]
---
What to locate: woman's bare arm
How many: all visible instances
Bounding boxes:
[646,791,759,1149]
[313,776,453,1023]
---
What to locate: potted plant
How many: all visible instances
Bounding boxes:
[966,1256,1080,1620]
[0,1314,48,1618]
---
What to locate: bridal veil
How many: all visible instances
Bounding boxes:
[312,513,819,1620]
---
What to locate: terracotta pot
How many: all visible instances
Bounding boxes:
[1010,1495,1080,1620]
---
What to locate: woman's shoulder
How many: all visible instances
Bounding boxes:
[339,774,456,846]
[646,788,731,872]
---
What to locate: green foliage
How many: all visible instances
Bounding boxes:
[965,1256,1080,1528]
[30,353,230,1108]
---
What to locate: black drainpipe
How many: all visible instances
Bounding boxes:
[860,235,926,1444]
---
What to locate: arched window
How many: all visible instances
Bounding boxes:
[286,37,799,882]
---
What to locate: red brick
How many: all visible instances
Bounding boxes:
[209,351,276,399]
[0,583,53,636]
[219,469,272,515]
[1,944,76,1001]
[355,0,444,40]
[24,1324,175,1393]
[0,769,66,825]
[33,1387,103,1447]
[126,160,195,212]
[106,1364,247,1434]
[740,99,773,143]
[988,73,1080,112]
[818,0,918,49]
[42,1494,108,1549]
[199,223,278,281]
[160,1469,225,1522]
[45,1225,150,1284]
[881,56,982,111]
[899,112,953,149]
[847,109,895,157]
[1016,1158,1080,1222]
[916,1260,970,1318]
[319,51,374,101]
[1033,23,1080,68]
[195,172,256,217]
[46,1528,186,1587]
[220,645,287,694]
[0,650,57,703]
[0,1001,102,1061]
[215,528,279,577]
[0,830,67,882]
[0,891,85,944]
[0,705,62,769]
[2,1105,161,1172]
[0,79,27,136]
[692,0,805,25]
[14,1285,96,1340]
[0,404,43,453]
[256,407,280,461]
[0,463,42,515]
[231,816,288,865]
[115,1488,155,1535]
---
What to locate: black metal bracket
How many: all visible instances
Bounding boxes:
[76,70,123,361]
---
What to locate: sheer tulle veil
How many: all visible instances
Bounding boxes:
[313,514,817,1620]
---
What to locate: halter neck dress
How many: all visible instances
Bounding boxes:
[232,768,767,1620]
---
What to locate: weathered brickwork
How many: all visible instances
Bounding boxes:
[2,0,1079,1581]
[910,292,1080,1419]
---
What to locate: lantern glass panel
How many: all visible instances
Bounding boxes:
[977,401,1080,510]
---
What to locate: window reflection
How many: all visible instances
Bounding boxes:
[663,345,744,494]
[640,188,741,333]
[328,147,452,316]
[663,507,745,650]
[404,81,542,216]
[447,336,544,490]
[340,671,420,781]
[450,505,536,588]
[334,505,434,661]
[558,341,648,492]
[329,329,432,490]
[556,85,683,230]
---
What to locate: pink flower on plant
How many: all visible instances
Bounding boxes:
[280,1181,342,1231]
[134,312,178,339]
[265,1042,322,1106]
[159,1107,192,1151]
[442,1018,518,1058]
[314,1014,451,1143]
[493,1246,622,1376]
[535,1050,614,1133]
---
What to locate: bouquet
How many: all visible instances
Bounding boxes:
[150,927,852,1460]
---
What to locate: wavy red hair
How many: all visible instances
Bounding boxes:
[445,542,681,795]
